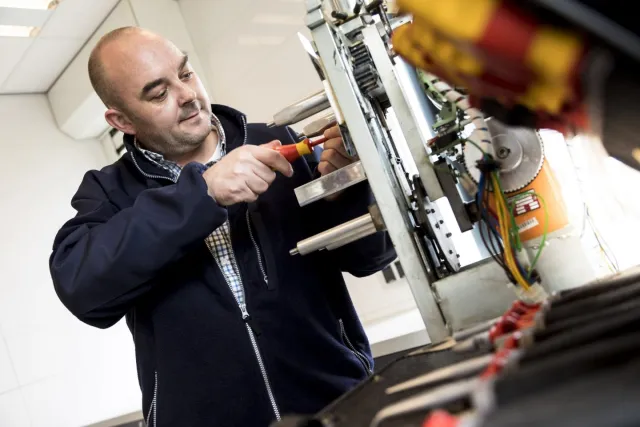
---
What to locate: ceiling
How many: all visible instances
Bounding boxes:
[0,0,119,94]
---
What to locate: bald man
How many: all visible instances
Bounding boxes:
[49,27,395,427]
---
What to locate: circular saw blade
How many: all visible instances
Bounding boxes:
[463,119,545,193]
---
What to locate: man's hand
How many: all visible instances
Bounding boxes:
[203,141,293,206]
[318,126,357,176]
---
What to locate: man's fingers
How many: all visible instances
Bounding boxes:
[318,161,336,176]
[323,125,342,140]
[252,160,277,185]
[320,148,351,171]
[324,137,348,157]
[261,140,282,149]
[246,174,269,196]
[253,146,293,177]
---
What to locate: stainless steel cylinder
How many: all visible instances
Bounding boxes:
[268,90,331,128]
[290,213,374,256]
[325,222,377,250]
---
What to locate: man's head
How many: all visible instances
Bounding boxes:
[89,27,213,158]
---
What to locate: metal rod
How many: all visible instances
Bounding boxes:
[325,222,377,250]
[268,90,331,128]
[385,354,493,394]
[290,213,374,256]
[370,379,476,427]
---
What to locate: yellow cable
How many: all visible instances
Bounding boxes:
[491,174,531,291]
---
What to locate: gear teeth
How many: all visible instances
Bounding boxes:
[349,43,382,95]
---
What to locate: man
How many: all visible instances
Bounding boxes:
[49,27,395,427]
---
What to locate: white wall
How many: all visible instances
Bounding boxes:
[0,95,140,427]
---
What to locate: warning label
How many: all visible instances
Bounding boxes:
[508,190,541,217]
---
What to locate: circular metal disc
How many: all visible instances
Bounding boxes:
[463,119,544,193]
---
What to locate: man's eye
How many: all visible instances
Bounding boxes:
[182,71,194,80]
[154,90,167,100]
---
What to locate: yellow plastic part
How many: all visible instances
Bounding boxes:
[526,28,583,82]
[397,0,498,42]
[519,81,570,115]
[296,141,312,157]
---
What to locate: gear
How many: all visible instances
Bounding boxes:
[463,118,544,193]
[349,42,382,95]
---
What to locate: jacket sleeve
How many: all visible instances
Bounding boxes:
[285,127,397,277]
[49,163,227,329]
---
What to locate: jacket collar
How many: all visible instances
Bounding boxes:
[122,104,247,181]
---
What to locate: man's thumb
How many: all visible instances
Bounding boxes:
[261,140,282,149]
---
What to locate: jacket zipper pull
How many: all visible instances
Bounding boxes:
[245,315,262,336]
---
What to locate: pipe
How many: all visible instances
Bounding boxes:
[290,213,375,256]
[267,90,331,128]
[325,222,377,250]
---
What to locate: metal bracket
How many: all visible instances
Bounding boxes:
[306,8,326,29]
[309,19,451,342]
[305,0,322,12]
[295,161,367,206]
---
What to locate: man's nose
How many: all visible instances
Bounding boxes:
[177,81,197,105]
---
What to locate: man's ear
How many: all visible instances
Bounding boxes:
[105,108,135,135]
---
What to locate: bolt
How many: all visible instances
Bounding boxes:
[431,209,436,214]
[449,250,453,254]
[439,220,444,224]
[457,254,461,258]
[497,147,511,159]
[446,233,452,238]
[435,224,440,228]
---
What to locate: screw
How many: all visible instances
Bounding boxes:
[431,209,436,214]
[457,254,461,258]
[435,224,440,228]
[449,250,453,254]
[446,233,452,237]
[439,220,444,224]
[497,147,510,159]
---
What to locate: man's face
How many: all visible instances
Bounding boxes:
[104,34,213,157]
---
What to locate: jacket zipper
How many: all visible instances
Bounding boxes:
[339,319,373,374]
[130,151,177,183]
[135,116,280,420]
[246,210,268,286]
[146,371,158,427]
[206,235,281,421]
[207,117,280,421]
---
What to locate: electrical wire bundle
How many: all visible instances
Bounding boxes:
[423,72,550,293]
[472,144,549,291]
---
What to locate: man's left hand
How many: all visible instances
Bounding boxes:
[318,126,357,176]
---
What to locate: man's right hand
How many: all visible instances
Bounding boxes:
[202,141,293,206]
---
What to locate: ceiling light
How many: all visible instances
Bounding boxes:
[0,0,59,9]
[0,24,37,37]
[238,35,286,46]
[251,14,302,26]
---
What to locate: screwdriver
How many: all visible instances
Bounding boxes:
[274,136,327,163]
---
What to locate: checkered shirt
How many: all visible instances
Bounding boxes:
[134,114,248,315]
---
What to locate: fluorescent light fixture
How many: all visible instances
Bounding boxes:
[238,35,286,46]
[251,14,302,26]
[0,24,36,37]
[0,0,59,9]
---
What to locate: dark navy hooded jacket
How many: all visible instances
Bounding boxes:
[49,105,396,427]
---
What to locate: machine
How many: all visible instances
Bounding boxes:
[270,0,607,344]
[267,1,640,426]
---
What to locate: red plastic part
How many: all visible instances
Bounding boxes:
[480,347,514,379]
[275,144,303,163]
[422,410,459,427]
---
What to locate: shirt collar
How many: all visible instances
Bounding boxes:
[134,113,226,181]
